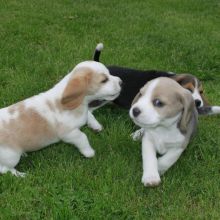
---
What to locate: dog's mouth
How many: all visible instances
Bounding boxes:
[88,92,120,108]
[131,118,159,129]
[89,100,106,108]
[105,92,120,100]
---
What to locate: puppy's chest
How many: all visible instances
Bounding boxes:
[57,107,87,133]
[146,127,185,154]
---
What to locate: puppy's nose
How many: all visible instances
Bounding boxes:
[132,107,141,117]
[195,99,202,107]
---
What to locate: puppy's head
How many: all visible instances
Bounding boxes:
[172,74,208,108]
[61,61,122,110]
[130,77,195,133]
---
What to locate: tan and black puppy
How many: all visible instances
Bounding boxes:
[92,43,219,114]
[129,77,198,187]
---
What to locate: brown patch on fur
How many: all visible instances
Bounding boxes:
[147,78,194,133]
[8,102,23,115]
[61,67,105,110]
[182,82,195,93]
[0,105,56,151]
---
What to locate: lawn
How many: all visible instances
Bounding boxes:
[0,0,220,219]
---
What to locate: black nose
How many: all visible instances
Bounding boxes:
[132,107,141,117]
[195,99,202,107]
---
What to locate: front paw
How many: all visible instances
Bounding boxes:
[88,122,103,132]
[131,128,144,141]
[81,148,95,158]
[141,172,161,187]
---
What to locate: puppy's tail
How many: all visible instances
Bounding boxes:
[93,43,103,62]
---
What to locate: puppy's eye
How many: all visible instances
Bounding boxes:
[152,99,164,108]
[199,90,203,94]
[101,77,109,83]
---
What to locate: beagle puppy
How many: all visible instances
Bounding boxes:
[92,43,220,114]
[0,61,121,177]
[129,77,198,187]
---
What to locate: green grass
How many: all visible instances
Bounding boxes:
[0,0,220,219]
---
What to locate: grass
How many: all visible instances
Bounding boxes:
[0,0,220,219]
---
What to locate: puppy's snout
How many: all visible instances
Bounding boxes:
[195,99,202,107]
[132,107,141,117]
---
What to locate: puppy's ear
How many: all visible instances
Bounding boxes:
[171,74,186,85]
[132,92,141,106]
[61,68,92,110]
[178,90,195,134]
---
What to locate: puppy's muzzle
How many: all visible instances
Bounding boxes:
[132,107,141,117]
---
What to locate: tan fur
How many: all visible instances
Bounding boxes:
[0,104,56,152]
[178,91,194,133]
[61,67,106,110]
[143,78,194,133]
[153,80,194,133]
[182,82,194,92]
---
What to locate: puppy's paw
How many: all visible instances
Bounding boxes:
[131,128,144,141]
[141,173,161,187]
[92,123,103,133]
[11,169,26,178]
[81,148,95,158]
[88,122,103,132]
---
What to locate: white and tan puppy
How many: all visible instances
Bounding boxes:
[0,61,122,177]
[129,77,197,187]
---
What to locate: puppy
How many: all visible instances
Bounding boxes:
[0,61,121,177]
[92,43,220,114]
[129,77,198,187]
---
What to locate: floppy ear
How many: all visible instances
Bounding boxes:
[61,68,92,110]
[132,92,141,106]
[171,74,186,85]
[178,90,195,134]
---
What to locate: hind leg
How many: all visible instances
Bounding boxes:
[0,146,25,177]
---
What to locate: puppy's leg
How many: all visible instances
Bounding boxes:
[0,147,25,177]
[141,135,161,187]
[131,128,144,141]
[62,129,95,158]
[158,148,184,175]
[87,111,103,132]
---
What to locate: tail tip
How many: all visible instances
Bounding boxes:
[96,43,104,51]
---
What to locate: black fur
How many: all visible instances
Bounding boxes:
[107,66,174,108]
[93,45,174,108]
[92,44,216,115]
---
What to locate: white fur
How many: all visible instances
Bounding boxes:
[0,61,121,176]
[130,78,188,187]
[96,43,104,51]
[192,78,203,107]
[211,106,220,114]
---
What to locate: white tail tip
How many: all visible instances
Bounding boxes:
[96,43,103,51]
